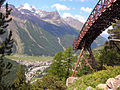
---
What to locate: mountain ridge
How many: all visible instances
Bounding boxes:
[1,4,106,56]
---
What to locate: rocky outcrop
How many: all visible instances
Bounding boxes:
[66,77,79,86]
[84,75,120,90]
[85,86,94,90]
[96,75,120,90]
[96,84,107,90]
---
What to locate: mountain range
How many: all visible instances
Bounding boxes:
[1,4,106,56]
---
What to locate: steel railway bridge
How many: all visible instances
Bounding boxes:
[72,0,120,77]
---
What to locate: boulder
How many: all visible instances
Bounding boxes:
[115,75,120,88]
[96,84,107,90]
[106,78,116,90]
[85,86,94,90]
[66,77,79,86]
[115,75,120,80]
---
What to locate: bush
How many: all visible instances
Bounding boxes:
[67,65,120,90]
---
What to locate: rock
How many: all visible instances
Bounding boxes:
[106,78,116,90]
[96,84,107,90]
[115,75,120,88]
[85,86,94,90]
[66,77,79,86]
[115,75,120,80]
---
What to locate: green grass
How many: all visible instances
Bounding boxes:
[6,54,53,62]
[67,66,120,90]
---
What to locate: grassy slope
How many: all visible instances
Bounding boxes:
[12,19,106,56]
[15,20,63,56]
[6,55,53,62]
[67,66,120,90]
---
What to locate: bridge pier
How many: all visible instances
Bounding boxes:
[87,47,97,71]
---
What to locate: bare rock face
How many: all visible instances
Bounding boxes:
[66,77,79,86]
[106,78,117,90]
[115,75,120,88]
[96,84,107,90]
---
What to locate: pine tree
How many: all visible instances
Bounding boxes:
[99,21,120,69]
[64,46,75,80]
[11,65,30,90]
[108,20,120,39]
[49,51,66,80]
[49,47,76,81]
[0,0,13,89]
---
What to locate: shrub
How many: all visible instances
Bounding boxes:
[67,65,120,90]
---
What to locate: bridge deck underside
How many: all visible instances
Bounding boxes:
[77,0,120,50]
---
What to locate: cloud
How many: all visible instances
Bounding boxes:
[80,7,92,13]
[102,26,113,35]
[70,0,72,1]
[19,3,36,10]
[62,13,74,18]
[62,13,85,23]
[51,3,70,11]
[22,3,31,10]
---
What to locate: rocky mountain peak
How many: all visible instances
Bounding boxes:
[64,17,83,31]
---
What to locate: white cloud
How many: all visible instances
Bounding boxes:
[101,26,113,39]
[70,0,73,1]
[19,3,36,10]
[62,13,85,23]
[102,26,113,35]
[80,7,92,13]
[62,13,74,18]
[74,15,85,23]
[22,3,31,10]
[51,3,70,11]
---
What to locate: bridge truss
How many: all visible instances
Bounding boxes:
[72,0,120,77]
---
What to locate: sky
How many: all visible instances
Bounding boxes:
[5,0,111,37]
[5,0,98,23]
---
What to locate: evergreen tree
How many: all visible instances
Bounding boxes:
[99,21,120,69]
[11,65,30,90]
[108,20,120,39]
[64,47,75,80]
[49,47,76,81]
[0,0,13,89]
[49,51,66,80]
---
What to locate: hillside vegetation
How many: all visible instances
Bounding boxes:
[67,66,120,90]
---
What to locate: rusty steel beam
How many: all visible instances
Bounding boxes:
[72,47,84,77]
[73,0,120,50]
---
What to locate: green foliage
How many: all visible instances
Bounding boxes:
[0,1,13,89]
[98,42,120,69]
[49,47,76,81]
[32,74,66,90]
[49,51,66,80]
[67,66,120,90]
[108,20,120,39]
[76,63,93,77]
[11,65,30,90]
